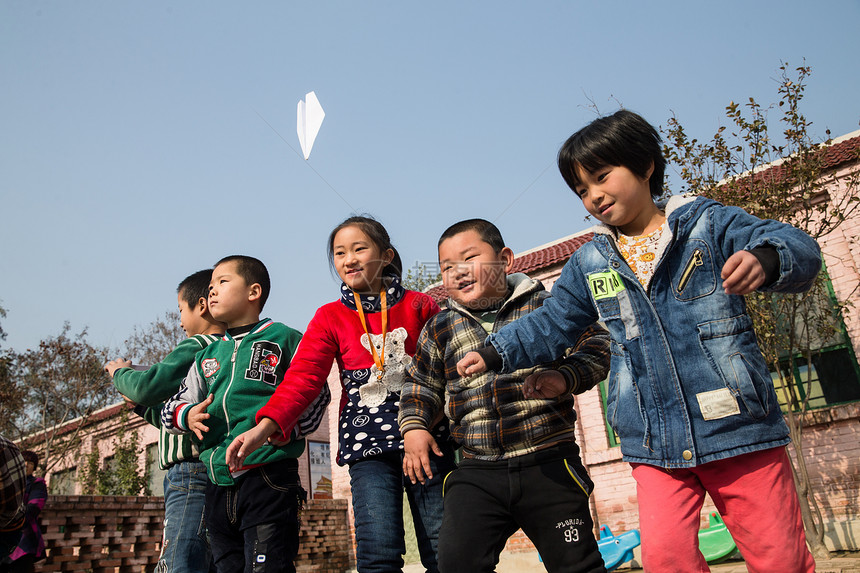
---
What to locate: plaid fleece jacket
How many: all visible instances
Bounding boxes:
[399,273,610,461]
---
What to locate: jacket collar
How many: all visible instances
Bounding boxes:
[590,194,703,239]
[222,318,274,341]
[340,275,406,312]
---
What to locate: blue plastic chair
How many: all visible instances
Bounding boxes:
[597,525,641,571]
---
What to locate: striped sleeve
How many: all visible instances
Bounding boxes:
[161,363,208,434]
[293,383,332,439]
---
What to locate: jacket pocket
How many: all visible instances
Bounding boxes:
[595,288,640,340]
[594,294,620,322]
[697,315,771,420]
[670,240,717,301]
[606,341,649,446]
[727,353,770,419]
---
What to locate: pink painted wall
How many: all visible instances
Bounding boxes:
[817,163,860,358]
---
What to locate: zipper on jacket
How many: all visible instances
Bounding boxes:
[223,339,240,433]
[230,339,240,364]
[644,217,680,298]
[677,249,703,293]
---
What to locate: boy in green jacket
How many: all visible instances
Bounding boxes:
[106,269,223,573]
[161,255,329,573]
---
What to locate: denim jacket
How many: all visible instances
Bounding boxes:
[488,196,821,468]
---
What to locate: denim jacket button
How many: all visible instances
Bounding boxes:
[682,450,693,461]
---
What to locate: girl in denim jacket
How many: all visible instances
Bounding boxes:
[458,111,819,572]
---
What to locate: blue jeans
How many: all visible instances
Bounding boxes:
[157,460,213,573]
[348,451,454,573]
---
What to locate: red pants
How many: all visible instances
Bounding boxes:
[631,447,815,573]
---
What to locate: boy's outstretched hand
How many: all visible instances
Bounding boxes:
[523,370,567,399]
[225,418,279,472]
[456,351,487,377]
[721,251,766,295]
[187,395,214,441]
[403,429,443,485]
[104,358,132,378]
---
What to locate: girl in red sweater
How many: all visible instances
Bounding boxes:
[228,216,454,573]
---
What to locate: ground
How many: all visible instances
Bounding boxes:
[397,549,860,572]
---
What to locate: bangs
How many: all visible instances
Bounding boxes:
[558,129,618,191]
[558,110,665,197]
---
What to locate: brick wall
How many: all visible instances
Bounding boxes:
[31,496,352,572]
[297,499,354,573]
[792,403,860,524]
[35,496,161,572]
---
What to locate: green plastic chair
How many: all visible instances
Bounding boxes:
[698,511,740,563]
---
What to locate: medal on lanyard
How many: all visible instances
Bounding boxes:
[355,290,390,407]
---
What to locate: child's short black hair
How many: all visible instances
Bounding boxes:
[438,219,506,254]
[214,255,271,310]
[558,109,666,198]
[327,215,403,279]
[177,269,213,309]
[21,450,38,471]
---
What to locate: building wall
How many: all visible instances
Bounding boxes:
[817,163,860,358]
[790,403,860,550]
[41,400,331,499]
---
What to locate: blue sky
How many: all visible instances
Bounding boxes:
[2,1,859,353]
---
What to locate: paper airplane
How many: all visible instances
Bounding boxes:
[297,91,325,160]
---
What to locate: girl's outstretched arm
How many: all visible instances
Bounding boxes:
[713,203,821,293]
[486,254,599,374]
[256,307,340,439]
[226,418,279,471]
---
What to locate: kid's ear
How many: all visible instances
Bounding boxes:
[196,297,207,315]
[500,247,515,273]
[383,248,394,265]
[248,283,262,302]
[645,160,655,180]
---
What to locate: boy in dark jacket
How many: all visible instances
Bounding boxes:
[399,219,610,573]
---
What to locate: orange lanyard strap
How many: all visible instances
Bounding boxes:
[353,290,388,377]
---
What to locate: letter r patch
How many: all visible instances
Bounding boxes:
[588,270,625,300]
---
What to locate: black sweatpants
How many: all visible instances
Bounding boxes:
[437,442,606,573]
